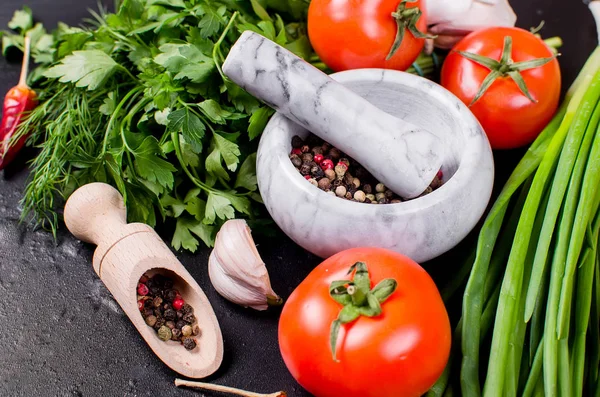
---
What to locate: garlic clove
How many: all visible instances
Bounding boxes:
[425,0,473,26]
[427,0,517,49]
[208,219,282,311]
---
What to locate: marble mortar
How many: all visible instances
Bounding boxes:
[256,69,495,263]
[223,31,443,199]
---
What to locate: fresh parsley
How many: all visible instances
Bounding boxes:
[1,0,313,250]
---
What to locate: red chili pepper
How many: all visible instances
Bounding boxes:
[0,35,37,170]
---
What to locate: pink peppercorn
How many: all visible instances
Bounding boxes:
[320,159,334,170]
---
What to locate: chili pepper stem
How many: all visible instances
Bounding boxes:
[18,35,32,88]
[174,379,286,397]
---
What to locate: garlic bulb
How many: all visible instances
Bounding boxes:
[208,219,282,310]
[426,0,517,49]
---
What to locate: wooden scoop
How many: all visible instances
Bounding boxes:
[64,182,224,378]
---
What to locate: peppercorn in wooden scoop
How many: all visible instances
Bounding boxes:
[223,31,444,199]
[64,182,223,378]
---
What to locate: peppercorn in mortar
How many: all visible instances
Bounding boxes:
[290,134,443,203]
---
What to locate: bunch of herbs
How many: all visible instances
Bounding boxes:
[0,0,312,251]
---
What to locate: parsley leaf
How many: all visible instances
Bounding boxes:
[44,50,120,90]
[167,108,206,152]
[198,99,245,124]
[215,132,241,172]
[197,5,227,38]
[8,7,33,32]
[248,106,274,140]
[132,136,177,191]
[235,153,258,191]
[161,194,186,217]
[205,192,236,223]
[172,217,215,251]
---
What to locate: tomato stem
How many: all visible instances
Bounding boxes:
[328,262,398,361]
[386,0,436,61]
[456,35,559,106]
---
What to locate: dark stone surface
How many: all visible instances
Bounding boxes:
[0,1,595,396]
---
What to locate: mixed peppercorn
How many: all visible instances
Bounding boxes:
[290,134,443,203]
[137,273,200,350]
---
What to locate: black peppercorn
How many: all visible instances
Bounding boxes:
[384,190,394,199]
[171,328,182,341]
[176,320,187,329]
[363,184,372,194]
[321,142,331,152]
[301,152,313,162]
[153,308,163,317]
[291,135,304,148]
[343,173,354,185]
[183,338,197,350]
[290,154,302,168]
[311,146,324,156]
[332,179,342,188]
[143,307,154,317]
[164,308,176,321]
[164,289,176,302]
[329,147,341,161]
[310,165,320,175]
[163,279,174,289]
[176,311,185,320]
[182,304,194,314]
[154,317,166,330]
[150,286,161,297]
[192,325,201,336]
[378,198,387,204]
[183,312,196,324]
[300,163,311,175]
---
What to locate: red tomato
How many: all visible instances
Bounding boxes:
[278,247,451,397]
[441,27,561,149]
[308,0,428,72]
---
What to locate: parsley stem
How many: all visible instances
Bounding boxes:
[171,131,214,194]
[213,11,239,80]
[101,86,144,155]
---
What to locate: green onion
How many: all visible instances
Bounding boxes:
[447,5,600,396]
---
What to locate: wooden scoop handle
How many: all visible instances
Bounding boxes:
[64,182,128,246]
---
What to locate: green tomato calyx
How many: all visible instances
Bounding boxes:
[387,0,436,61]
[456,35,559,106]
[329,262,398,361]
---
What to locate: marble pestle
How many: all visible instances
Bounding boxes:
[222,31,444,199]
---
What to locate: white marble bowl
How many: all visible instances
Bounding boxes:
[256,69,494,263]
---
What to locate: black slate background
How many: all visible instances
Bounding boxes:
[0,1,596,396]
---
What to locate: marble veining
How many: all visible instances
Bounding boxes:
[255,69,495,263]
[223,31,444,199]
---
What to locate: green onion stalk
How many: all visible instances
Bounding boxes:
[427,2,600,396]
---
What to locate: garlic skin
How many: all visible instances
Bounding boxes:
[425,0,472,26]
[208,219,282,310]
[426,0,517,49]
